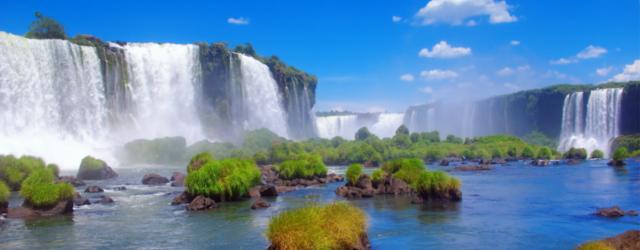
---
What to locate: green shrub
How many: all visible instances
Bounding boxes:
[395,125,409,136]
[345,164,363,185]
[187,152,214,173]
[382,158,425,186]
[0,181,9,203]
[491,148,504,159]
[446,135,463,144]
[590,149,604,159]
[371,168,385,183]
[276,154,327,180]
[612,147,628,162]
[355,127,373,141]
[267,202,367,250]
[537,147,552,160]
[563,147,588,160]
[121,136,187,164]
[19,168,74,208]
[0,154,48,190]
[522,146,535,159]
[185,158,261,201]
[507,146,519,158]
[474,149,491,161]
[25,12,67,39]
[415,171,461,198]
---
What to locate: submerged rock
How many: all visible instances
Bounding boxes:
[170,172,185,187]
[58,176,86,187]
[596,206,638,217]
[608,160,626,167]
[85,185,104,193]
[186,196,218,211]
[77,156,118,180]
[171,192,191,205]
[142,173,169,185]
[98,196,114,204]
[250,198,270,209]
[259,185,278,197]
[73,192,91,206]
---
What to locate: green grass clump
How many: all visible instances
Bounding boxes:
[187,152,214,173]
[371,168,385,183]
[415,171,461,200]
[19,168,74,208]
[612,147,628,161]
[0,154,48,190]
[590,149,604,159]
[185,158,261,201]
[266,202,367,250]
[79,155,106,171]
[345,164,363,185]
[563,147,588,160]
[0,181,10,203]
[576,241,614,250]
[382,158,425,186]
[276,154,327,180]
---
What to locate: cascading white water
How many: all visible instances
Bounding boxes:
[558,88,623,156]
[0,32,109,167]
[315,115,360,139]
[370,113,405,138]
[235,53,289,137]
[120,43,204,143]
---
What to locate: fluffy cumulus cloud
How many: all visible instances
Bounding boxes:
[419,41,471,58]
[400,73,415,82]
[227,17,249,25]
[415,0,517,26]
[610,59,640,82]
[392,16,402,22]
[596,66,613,77]
[419,86,434,94]
[420,69,458,79]
[577,45,607,59]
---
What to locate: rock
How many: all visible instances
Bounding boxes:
[260,184,278,197]
[327,173,344,182]
[249,186,261,198]
[250,198,270,209]
[186,196,217,211]
[85,185,104,193]
[491,158,507,165]
[454,165,492,171]
[58,176,86,187]
[111,186,127,191]
[8,200,73,218]
[608,160,626,167]
[389,177,411,195]
[142,173,169,185]
[577,230,640,250]
[531,159,550,166]
[170,172,186,187]
[566,159,583,165]
[171,192,191,205]
[439,159,450,166]
[355,175,373,190]
[77,156,118,180]
[275,185,295,194]
[0,201,7,214]
[99,195,114,204]
[411,196,424,204]
[595,206,625,217]
[626,210,639,216]
[73,192,90,206]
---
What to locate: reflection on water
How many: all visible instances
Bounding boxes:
[0,160,638,249]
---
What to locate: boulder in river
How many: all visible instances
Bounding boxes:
[595,206,638,217]
[171,192,192,205]
[186,196,218,211]
[99,195,114,204]
[58,176,86,187]
[259,184,278,197]
[77,156,118,180]
[454,165,492,171]
[142,173,169,185]
[84,185,104,193]
[170,172,185,187]
[8,200,73,218]
[250,198,270,209]
[73,192,90,206]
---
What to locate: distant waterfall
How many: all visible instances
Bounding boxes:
[0,32,109,166]
[558,88,623,156]
[315,113,404,139]
[235,53,289,137]
[121,43,204,143]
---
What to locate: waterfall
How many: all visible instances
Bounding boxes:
[370,113,405,138]
[558,88,623,156]
[0,32,109,166]
[235,53,289,137]
[315,115,360,139]
[120,42,204,143]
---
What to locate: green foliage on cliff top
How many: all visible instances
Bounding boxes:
[563,147,588,160]
[19,168,74,208]
[276,154,327,180]
[25,12,67,40]
[267,202,367,250]
[0,181,9,203]
[121,137,187,164]
[185,157,261,201]
[345,163,363,185]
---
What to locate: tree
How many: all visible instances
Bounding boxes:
[537,147,552,160]
[25,12,67,39]
[355,127,372,141]
[612,147,628,162]
[446,135,463,144]
[590,149,604,159]
[395,125,409,136]
[522,146,535,159]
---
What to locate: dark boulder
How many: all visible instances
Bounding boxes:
[355,175,373,190]
[439,159,449,166]
[172,192,192,205]
[111,186,127,191]
[73,192,91,206]
[454,165,492,171]
[98,196,114,204]
[58,176,86,187]
[595,206,625,217]
[260,185,278,197]
[186,196,218,211]
[77,156,118,180]
[85,185,104,193]
[8,200,73,218]
[170,172,186,187]
[141,173,169,185]
[0,201,7,214]
[608,160,626,167]
[327,173,344,182]
[250,198,270,209]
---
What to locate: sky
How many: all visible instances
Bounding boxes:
[1,0,639,113]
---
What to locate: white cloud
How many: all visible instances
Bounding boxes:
[610,59,640,82]
[510,40,520,46]
[420,69,458,79]
[419,41,471,58]
[577,45,607,59]
[400,74,415,82]
[227,17,249,25]
[419,86,434,94]
[550,57,576,65]
[465,20,477,26]
[596,66,613,77]
[392,16,402,22]
[496,67,514,76]
[503,82,519,91]
[415,0,517,26]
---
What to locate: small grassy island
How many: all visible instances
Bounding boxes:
[185,154,261,202]
[266,202,369,250]
[77,155,118,180]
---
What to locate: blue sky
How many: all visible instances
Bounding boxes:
[1,0,639,112]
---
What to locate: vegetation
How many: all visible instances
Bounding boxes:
[0,181,9,203]
[355,127,373,141]
[276,154,327,180]
[523,131,558,149]
[612,147,628,162]
[537,147,553,160]
[0,154,49,190]
[563,147,588,160]
[120,137,186,164]
[187,152,215,173]
[382,158,425,187]
[25,12,67,39]
[345,164,363,185]
[185,157,261,201]
[266,202,367,250]
[415,171,461,199]
[590,149,604,159]
[611,134,640,153]
[19,168,74,208]
[576,241,614,250]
